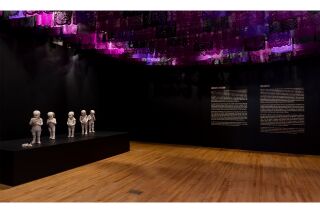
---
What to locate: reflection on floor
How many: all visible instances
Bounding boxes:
[0,184,10,190]
[0,141,320,202]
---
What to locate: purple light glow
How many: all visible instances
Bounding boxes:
[293,43,304,52]
[5,11,320,65]
[197,50,223,61]
[132,53,147,59]
[268,32,291,48]
[62,24,77,35]
[8,11,25,19]
[143,57,161,63]
[95,42,107,50]
[143,56,175,65]
[97,42,126,55]
[102,47,125,55]
[271,44,293,53]
[250,49,271,63]
[172,58,177,66]
[24,11,41,17]
[94,39,129,56]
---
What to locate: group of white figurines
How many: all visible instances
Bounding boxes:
[22,109,96,147]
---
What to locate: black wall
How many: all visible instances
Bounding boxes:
[2,26,320,154]
[0,27,100,140]
[127,58,320,154]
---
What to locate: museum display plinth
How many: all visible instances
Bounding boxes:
[0,132,129,186]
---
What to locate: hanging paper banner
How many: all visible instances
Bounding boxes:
[244,35,265,51]
[282,18,298,31]
[127,15,143,30]
[269,21,283,33]
[8,11,25,19]
[36,12,54,27]
[62,24,78,35]
[77,32,96,49]
[74,11,96,32]
[24,11,42,17]
[241,24,268,38]
[148,11,168,26]
[294,28,315,44]
[54,11,73,26]
[156,24,176,38]
[10,16,36,28]
[268,32,291,48]
[202,11,228,19]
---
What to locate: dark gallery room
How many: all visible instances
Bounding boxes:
[1,1,320,210]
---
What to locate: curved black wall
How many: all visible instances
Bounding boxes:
[128,58,320,154]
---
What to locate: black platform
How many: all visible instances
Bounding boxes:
[0,131,129,186]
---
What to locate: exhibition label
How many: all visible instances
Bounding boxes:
[211,87,248,127]
[259,86,305,134]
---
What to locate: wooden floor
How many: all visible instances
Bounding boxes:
[1,141,320,202]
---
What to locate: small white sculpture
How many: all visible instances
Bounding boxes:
[88,110,96,133]
[67,111,76,138]
[79,110,88,135]
[22,143,33,148]
[29,110,43,144]
[47,112,57,140]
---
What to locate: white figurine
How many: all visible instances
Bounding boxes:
[67,111,76,138]
[88,110,96,133]
[29,110,43,144]
[47,112,57,140]
[22,143,33,148]
[79,110,88,135]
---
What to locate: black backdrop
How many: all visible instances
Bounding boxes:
[1,26,320,154]
[0,28,105,140]
[128,59,320,154]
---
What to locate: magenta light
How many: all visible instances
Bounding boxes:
[78,33,96,45]
[197,50,223,61]
[94,39,128,55]
[62,24,77,34]
[249,49,271,63]
[5,11,320,66]
[24,11,40,17]
[102,48,125,55]
[171,58,177,66]
[95,43,107,50]
[104,42,125,55]
[108,42,112,49]
[36,13,54,27]
[293,44,303,52]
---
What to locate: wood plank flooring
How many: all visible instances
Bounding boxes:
[0,141,320,202]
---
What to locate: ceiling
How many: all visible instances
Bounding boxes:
[1,11,320,65]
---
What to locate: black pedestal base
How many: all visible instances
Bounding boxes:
[0,132,129,186]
